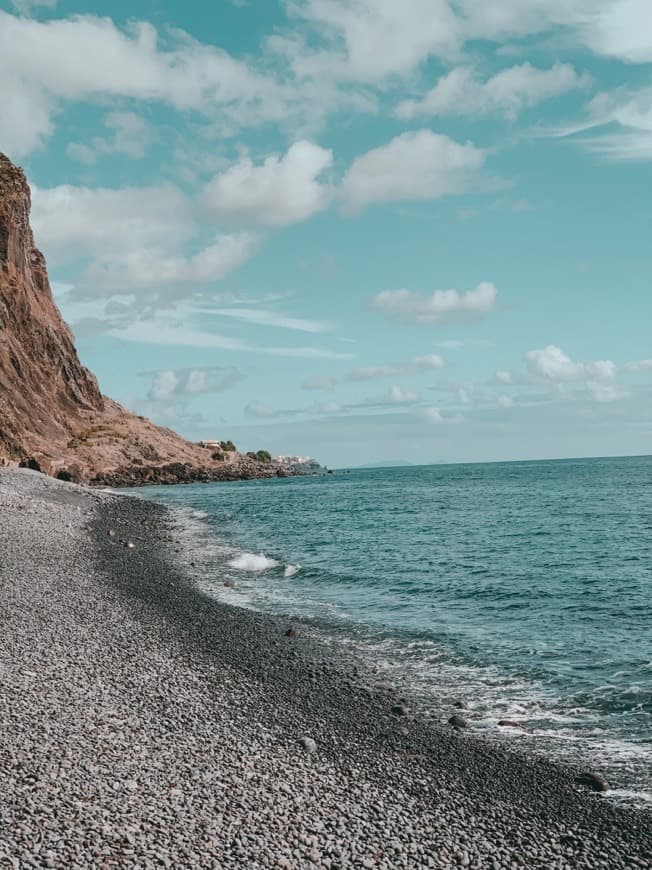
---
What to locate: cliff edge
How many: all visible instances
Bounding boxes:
[0,153,285,486]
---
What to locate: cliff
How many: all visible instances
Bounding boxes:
[0,153,285,486]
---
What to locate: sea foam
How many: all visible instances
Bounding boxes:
[227,552,279,572]
[284,564,301,577]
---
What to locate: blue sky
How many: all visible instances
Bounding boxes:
[2,0,651,467]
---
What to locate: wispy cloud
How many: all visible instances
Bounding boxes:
[372,282,497,324]
[198,306,334,333]
[547,87,652,163]
[348,354,444,380]
[302,375,337,391]
[110,320,353,359]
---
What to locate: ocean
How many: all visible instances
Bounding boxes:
[132,455,652,806]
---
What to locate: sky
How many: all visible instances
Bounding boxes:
[2,0,651,468]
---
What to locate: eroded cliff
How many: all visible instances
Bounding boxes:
[0,153,284,486]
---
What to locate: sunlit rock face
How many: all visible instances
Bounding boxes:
[0,153,286,486]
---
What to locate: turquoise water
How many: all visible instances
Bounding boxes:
[133,456,652,804]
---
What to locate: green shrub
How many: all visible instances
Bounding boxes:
[247,449,272,463]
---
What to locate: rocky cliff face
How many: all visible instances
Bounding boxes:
[0,153,285,486]
[0,154,104,456]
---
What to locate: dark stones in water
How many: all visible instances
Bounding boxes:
[576,772,609,792]
[391,704,408,717]
[285,627,299,639]
[448,715,468,730]
[375,681,394,693]
[498,720,527,731]
[453,700,466,709]
[223,579,235,588]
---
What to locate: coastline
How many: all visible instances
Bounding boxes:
[1,469,650,869]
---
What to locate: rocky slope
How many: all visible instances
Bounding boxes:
[0,153,285,486]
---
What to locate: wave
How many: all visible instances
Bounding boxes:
[284,564,301,578]
[227,552,279,572]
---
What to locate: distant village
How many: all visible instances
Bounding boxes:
[198,442,325,475]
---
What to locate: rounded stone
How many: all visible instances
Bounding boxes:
[298,736,317,755]
[575,773,609,793]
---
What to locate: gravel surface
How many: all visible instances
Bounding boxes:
[1,468,650,869]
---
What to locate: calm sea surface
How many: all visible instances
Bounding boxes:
[133,456,652,805]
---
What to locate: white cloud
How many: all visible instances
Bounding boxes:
[421,405,444,423]
[413,354,447,369]
[495,369,514,384]
[525,345,616,382]
[278,0,461,83]
[31,182,258,296]
[458,0,652,62]
[32,182,194,264]
[348,354,444,380]
[397,63,589,121]
[384,385,420,404]
[586,381,629,402]
[67,111,151,164]
[203,141,334,226]
[357,385,421,407]
[312,401,342,414]
[83,232,258,291]
[340,130,486,214]
[420,405,463,424]
[0,11,302,157]
[524,345,629,403]
[275,1,650,89]
[581,0,652,63]
[245,401,278,418]
[457,387,472,404]
[145,367,243,401]
[497,394,514,408]
[372,282,497,324]
[302,375,337,391]
[625,358,652,371]
[3,2,651,161]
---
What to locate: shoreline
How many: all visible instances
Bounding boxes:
[1,469,650,868]
[134,477,652,810]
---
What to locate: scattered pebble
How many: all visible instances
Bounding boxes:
[298,736,317,755]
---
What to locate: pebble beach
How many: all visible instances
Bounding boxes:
[0,468,650,869]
